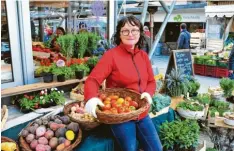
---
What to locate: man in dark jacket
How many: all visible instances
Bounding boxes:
[177,23,191,49]
[229,46,234,79]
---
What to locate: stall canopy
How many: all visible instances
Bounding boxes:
[205,5,234,17]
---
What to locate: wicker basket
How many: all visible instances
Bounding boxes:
[19,123,82,151]
[1,136,20,151]
[96,88,149,124]
[64,102,101,130]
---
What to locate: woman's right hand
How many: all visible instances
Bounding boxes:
[84,97,104,118]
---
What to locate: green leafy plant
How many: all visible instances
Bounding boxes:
[35,66,52,75]
[87,32,101,55]
[19,95,38,111]
[75,33,89,58]
[206,148,218,151]
[209,100,230,117]
[51,66,73,79]
[57,34,75,58]
[150,94,171,114]
[177,101,204,111]
[86,56,99,68]
[188,79,200,95]
[49,88,65,105]
[165,68,190,97]
[195,93,211,105]
[70,63,90,73]
[220,78,234,98]
[160,119,200,150]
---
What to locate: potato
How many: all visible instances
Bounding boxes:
[36,144,46,151]
[44,145,51,151]
[26,134,35,144]
[44,129,54,140]
[59,116,70,124]
[58,137,66,144]
[56,143,65,151]
[64,139,71,147]
[38,137,48,145]
[30,139,38,149]
[36,126,46,137]
[67,122,79,133]
[21,129,29,137]
[49,137,58,149]
[55,127,67,138]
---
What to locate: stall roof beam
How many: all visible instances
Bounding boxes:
[140,0,149,25]
[149,0,176,60]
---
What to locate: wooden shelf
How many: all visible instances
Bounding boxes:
[1,77,87,98]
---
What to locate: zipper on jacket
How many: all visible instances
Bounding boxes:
[131,55,142,93]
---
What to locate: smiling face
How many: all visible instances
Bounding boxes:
[120,22,140,47]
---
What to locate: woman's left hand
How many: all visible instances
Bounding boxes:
[141,92,152,104]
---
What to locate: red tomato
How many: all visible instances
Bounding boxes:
[102,104,111,110]
[125,96,132,102]
[110,108,118,114]
[130,101,138,109]
[124,107,131,113]
[117,107,125,114]
[122,101,130,107]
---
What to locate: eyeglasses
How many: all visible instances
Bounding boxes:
[121,29,140,36]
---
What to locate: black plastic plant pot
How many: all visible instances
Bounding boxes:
[75,70,84,79]
[189,92,198,97]
[57,74,66,82]
[42,73,53,83]
[21,108,32,113]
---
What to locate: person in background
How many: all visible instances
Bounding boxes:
[143,26,151,37]
[50,27,66,52]
[141,26,151,54]
[177,23,191,49]
[84,15,162,151]
[229,46,234,79]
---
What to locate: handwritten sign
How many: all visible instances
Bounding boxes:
[174,50,193,76]
[166,50,194,76]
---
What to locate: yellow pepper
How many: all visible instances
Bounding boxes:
[1,142,17,151]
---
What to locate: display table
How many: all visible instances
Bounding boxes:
[1,108,175,151]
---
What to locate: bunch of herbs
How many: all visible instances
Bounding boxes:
[177,101,204,111]
[220,78,234,98]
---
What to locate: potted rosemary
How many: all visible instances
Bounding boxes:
[86,56,99,73]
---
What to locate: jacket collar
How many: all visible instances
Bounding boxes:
[118,43,140,55]
[181,29,187,32]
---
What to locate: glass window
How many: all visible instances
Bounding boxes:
[1,1,13,83]
[207,17,226,40]
[29,1,109,77]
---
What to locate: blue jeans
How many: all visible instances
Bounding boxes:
[111,115,162,151]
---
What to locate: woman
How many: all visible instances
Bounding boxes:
[50,27,66,52]
[229,46,234,79]
[84,16,162,151]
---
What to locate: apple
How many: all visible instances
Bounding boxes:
[125,96,132,102]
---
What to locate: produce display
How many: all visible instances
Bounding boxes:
[151,94,171,114]
[1,137,19,151]
[19,115,81,151]
[98,93,139,114]
[70,83,84,101]
[69,102,97,122]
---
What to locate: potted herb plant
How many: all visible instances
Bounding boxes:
[49,88,65,105]
[86,56,99,73]
[220,78,234,103]
[19,95,37,113]
[165,68,190,109]
[52,66,73,82]
[176,101,205,119]
[71,64,90,79]
[160,119,200,151]
[57,34,75,58]
[35,66,53,83]
[75,33,89,58]
[187,77,200,97]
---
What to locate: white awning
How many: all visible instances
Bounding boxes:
[205,5,234,18]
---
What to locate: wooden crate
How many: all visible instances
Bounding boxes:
[190,32,205,49]
[208,1,234,6]
[200,105,209,121]
[207,111,219,127]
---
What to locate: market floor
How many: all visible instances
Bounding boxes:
[151,55,220,93]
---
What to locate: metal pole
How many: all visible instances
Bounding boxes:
[67,1,72,33]
[140,0,149,25]
[159,0,169,14]
[150,13,154,49]
[149,0,176,60]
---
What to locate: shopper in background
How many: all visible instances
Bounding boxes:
[84,15,162,151]
[177,23,191,49]
[50,27,66,52]
[229,46,234,79]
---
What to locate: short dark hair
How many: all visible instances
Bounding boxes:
[57,27,66,35]
[180,23,187,29]
[113,15,144,48]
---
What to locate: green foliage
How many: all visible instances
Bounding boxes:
[160,119,200,150]
[51,66,73,78]
[75,33,89,58]
[19,97,36,110]
[195,93,211,105]
[49,88,65,105]
[188,80,200,94]
[220,78,234,97]
[43,35,55,48]
[35,66,52,75]
[86,56,99,67]
[177,101,204,111]
[150,94,171,114]
[209,100,230,117]
[57,34,75,58]
[87,32,101,55]
[70,63,90,73]
[165,68,190,97]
